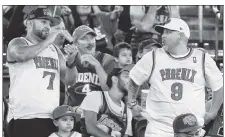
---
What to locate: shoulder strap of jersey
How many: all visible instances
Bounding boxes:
[121,102,128,136]
[148,49,156,81]
[202,51,206,81]
[99,91,107,114]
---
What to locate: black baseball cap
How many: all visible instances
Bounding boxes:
[106,64,135,88]
[25,7,60,26]
[173,113,203,133]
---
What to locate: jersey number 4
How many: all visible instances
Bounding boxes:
[43,71,56,90]
[82,84,91,93]
[171,82,183,101]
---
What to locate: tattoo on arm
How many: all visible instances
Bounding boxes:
[128,79,139,101]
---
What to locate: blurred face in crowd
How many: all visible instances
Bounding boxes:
[142,44,158,56]
[117,48,132,67]
[174,129,201,137]
[51,20,66,46]
[54,116,74,132]
[98,6,112,12]
[30,19,52,40]
[77,34,96,56]
[162,28,181,52]
[76,6,92,16]
[117,71,130,95]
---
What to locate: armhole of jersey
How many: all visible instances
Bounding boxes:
[148,50,156,82]
[7,37,29,64]
[99,91,107,114]
[202,52,206,82]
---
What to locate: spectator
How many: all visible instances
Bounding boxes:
[136,39,162,62]
[49,105,81,137]
[6,7,76,137]
[113,42,133,68]
[173,113,203,137]
[80,64,134,137]
[65,25,115,106]
[127,18,223,137]
[69,6,122,55]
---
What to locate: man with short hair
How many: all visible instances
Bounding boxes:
[80,64,134,137]
[6,7,76,137]
[127,18,223,137]
[173,113,203,137]
[65,25,115,106]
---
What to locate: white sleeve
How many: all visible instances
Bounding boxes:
[125,108,133,136]
[48,133,57,137]
[205,53,223,91]
[80,91,103,113]
[129,51,153,86]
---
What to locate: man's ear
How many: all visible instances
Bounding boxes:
[111,76,118,84]
[26,20,33,28]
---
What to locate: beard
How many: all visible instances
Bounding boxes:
[117,80,128,96]
[32,24,50,40]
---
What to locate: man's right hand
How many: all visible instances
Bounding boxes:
[45,30,73,45]
[131,104,143,117]
[64,44,79,65]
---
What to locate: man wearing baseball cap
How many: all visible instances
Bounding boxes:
[173,113,203,137]
[127,17,223,137]
[7,6,77,137]
[64,25,115,106]
[79,64,134,137]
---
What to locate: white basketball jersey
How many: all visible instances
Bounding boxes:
[7,37,60,120]
[146,48,206,133]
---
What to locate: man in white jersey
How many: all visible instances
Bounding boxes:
[127,18,223,137]
[6,7,77,137]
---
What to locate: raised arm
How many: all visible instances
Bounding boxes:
[7,38,50,62]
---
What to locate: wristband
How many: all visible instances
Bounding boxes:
[127,101,138,109]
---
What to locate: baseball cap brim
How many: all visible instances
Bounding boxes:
[177,125,203,133]
[154,25,179,34]
[79,31,97,39]
[36,16,60,26]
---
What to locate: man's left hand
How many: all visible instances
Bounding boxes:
[80,54,101,67]
[204,111,217,125]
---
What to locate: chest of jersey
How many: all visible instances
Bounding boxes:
[149,49,206,102]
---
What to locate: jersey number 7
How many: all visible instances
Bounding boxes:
[43,71,56,90]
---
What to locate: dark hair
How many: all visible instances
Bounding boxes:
[69,6,94,31]
[138,39,162,53]
[113,42,132,57]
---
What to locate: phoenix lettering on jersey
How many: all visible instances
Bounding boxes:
[77,73,100,86]
[33,56,58,70]
[160,68,197,83]
[97,114,122,131]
